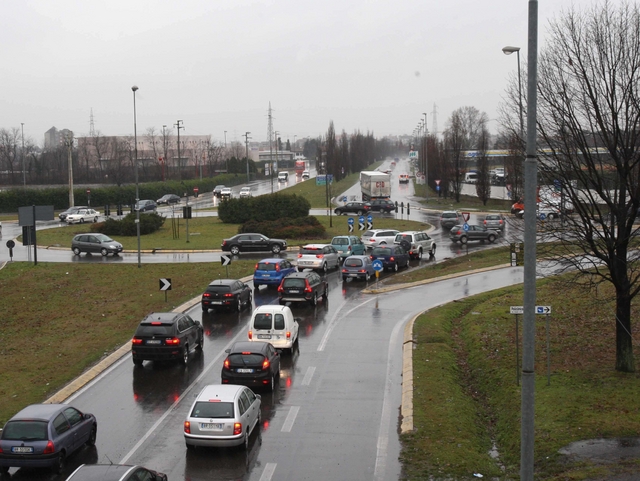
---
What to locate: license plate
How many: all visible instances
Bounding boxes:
[349,273,358,277]
[200,423,224,431]
[146,340,161,345]
[288,289,300,294]
[211,301,222,305]
[257,334,271,339]
[263,274,270,277]
[237,368,254,373]
[11,446,33,453]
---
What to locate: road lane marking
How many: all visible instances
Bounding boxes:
[281,406,300,433]
[374,316,405,480]
[301,366,315,386]
[317,297,375,351]
[259,463,277,481]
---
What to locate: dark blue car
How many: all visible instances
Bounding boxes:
[253,258,297,290]
[369,245,410,272]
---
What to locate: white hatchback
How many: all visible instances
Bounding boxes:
[361,229,400,250]
[184,384,261,450]
[296,244,340,272]
[239,187,252,198]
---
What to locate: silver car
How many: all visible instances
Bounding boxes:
[361,229,400,250]
[483,213,507,231]
[184,384,261,450]
[296,244,340,272]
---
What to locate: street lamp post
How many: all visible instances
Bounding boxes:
[132,85,141,268]
[21,123,25,187]
[224,131,228,174]
[65,133,74,207]
[502,46,524,141]
[423,112,428,201]
[244,132,251,183]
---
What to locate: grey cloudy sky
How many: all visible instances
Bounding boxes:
[0,0,609,146]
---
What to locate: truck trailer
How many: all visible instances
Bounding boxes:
[360,171,391,201]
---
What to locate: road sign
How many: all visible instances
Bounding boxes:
[348,224,354,233]
[159,278,172,291]
[221,254,231,266]
[6,240,15,249]
[343,196,347,202]
[372,259,384,272]
[358,216,365,224]
[367,215,373,222]
[510,306,552,314]
[348,217,355,225]
[435,179,441,186]
[539,213,546,221]
[367,221,373,229]
[463,223,469,231]
[510,306,524,314]
[436,185,440,192]
[462,212,470,222]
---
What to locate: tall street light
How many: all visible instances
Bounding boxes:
[244,132,251,183]
[224,130,228,174]
[502,46,524,141]
[132,85,141,268]
[21,123,25,187]
[423,112,428,201]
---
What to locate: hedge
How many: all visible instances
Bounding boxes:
[218,193,310,224]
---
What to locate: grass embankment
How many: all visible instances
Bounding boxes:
[400,272,640,480]
[413,183,513,212]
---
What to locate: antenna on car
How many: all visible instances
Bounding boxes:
[105,454,114,465]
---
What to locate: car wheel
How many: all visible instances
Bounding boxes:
[94,217,98,223]
[460,236,468,244]
[488,234,496,243]
[417,249,423,260]
[100,248,108,256]
[241,430,250,451]
[254,283,260,291]
[86,425,97,446]
[247,292,253,307]
[342,276,348,281]
[322,285,328,299]
[230,245,240,255]
[181,346,189,366]
[279,300,286,306]
[196,333,204,351]
[80,218,85,224]
[269,374,275,392]
[271,244,281,254]
[430,245,436,257]
[321,263,327,273]
[186,442,196,451]
[52,451,65,474]
[133,356,143,366]
[393,263,398,272]
[357,210,364,215]
[72,247,81,256]
[236,297,242,312]
[365,272,371,281]
[309,292,317,307]
[201,304,208,312]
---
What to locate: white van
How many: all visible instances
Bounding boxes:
[247,305,299,352]
[464,172,478,183]
[278,171,289,182]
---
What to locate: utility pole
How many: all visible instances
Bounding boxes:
[175,120,189,243]
[267,103,274,193]
[224,130,228,174]
[244,132,251,184]
[423,112,428,202]
[65,132,74,207]
[21,123,25,187]
[274,130,279,181]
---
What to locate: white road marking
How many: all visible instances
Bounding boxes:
[317,297,375,351]
[374,316,405,480]
[281,406,300,433]
[301,366,316,386]
[259,463,277,481]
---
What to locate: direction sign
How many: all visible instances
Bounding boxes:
[348,224,354,233]
[159,278,172,291]
[510,306,552,314]
[220,254,231,266]
[435,179,441,186]
[463,223,469,231]
[539,213,546,221]
[358,216,365,224]
[343,196,347,202]
[372,259,384,272]
[462,212,470,222]
[367,221,373,229]
[348,217,355,225]
[510,306,524,314]
[367,215,373,223]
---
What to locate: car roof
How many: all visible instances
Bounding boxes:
[367,229,399,235]
[67,465,142,481]
[257,258,285,264]
[140,312,181,324]
[11,403,66,421]
[253,304,291,314]
[207,279,240,286]
[344,255,369,260]
[396,231,422,235]
[283,271,315,279]
[229,341,269,354]
[196,384,245,403]
[301,243,329,249]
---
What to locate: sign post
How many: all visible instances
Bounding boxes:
[358,216,365,231]
[159,278,172,302]
[372,259,384,289]
[221,254,231,277]
[510,306,553,386]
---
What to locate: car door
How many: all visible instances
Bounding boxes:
[253,235,270,252]
[235,235,252,252]
[184,315,200,350]
[63,407,89,452]
[241,389,259,433]
[86,235,100,254]
[267,344,280,374]
[52,412,76,455]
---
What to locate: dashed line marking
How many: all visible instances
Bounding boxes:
[301,366,316,386]
[281,406,300,433]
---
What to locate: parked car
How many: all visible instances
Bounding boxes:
[341,255,375,281]
[302,170,310,179]
[248,305,299,351]
[135,200,157,213]
[440,211,463,230]
[59,206,88,221]
[253,258,297,290]
[0,404,97,475]
[71,233,123,257]
[239,186,252,198]
[369,245,410,272]
[483,213,507,231]
[221,233,287,255]
[66,208,100,224]
[394,231,436,259]
[201,278,252,312]
[131,312,204,366]
[365,199,396,213]
[361,229,400,250]
[331,235,366,261]
[156,194,181,205]
[449,224,499,244]
[221,341,280,391]
[213,185,226,198]
[278,171,289,182]
[66,464,167,481]
[296,244,340,272]
[399,174,410,184]
[278,271,328,306]
[184,384,261,450]
[334,202,370,216]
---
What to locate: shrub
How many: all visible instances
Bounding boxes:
[95,213,165,236]
[239,216,325,239]
[218,193,310,224]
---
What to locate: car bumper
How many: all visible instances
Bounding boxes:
[249,337,294,349]
[202,299,234,308]
[297,260,323,269]
[254,277,283,285]
[132,347,183,361]
[342,271,369,279]
[0,452,58,469]
[221,371,271,387]
[279,294,312,303]
[184,433,244,447]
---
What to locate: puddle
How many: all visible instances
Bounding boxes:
[558,437,640,463]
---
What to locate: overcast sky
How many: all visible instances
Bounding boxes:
[0,1,613,146]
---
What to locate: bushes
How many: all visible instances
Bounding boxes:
[218,193,310,224]
[90,213,165,236]
[239,216,325,240]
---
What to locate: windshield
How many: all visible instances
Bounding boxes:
[372,247,391,256]
[95,234,114,242]
[331,238,348,246]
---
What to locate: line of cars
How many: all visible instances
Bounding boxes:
[333,199,396,215]
[440,210,505,244]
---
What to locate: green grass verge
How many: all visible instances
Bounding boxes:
[413,182,513,212]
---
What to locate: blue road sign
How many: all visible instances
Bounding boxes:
[436,185,440,192]
[358,216,365,224]
[343,196,347,202]
[539,213,546,221]
[348,217,355,225]
[372,259,384,272]
[463,223,469,231]
[367,215,373,222]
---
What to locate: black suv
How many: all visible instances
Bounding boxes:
[334,202,370,216]
[221,341,281,391]
[365,199,395,213]
[131,312,203,366]
[201,279,253,312]
[278,271,328,307]
[213,185,226,198]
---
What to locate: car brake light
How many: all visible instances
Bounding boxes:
[151,322,162,325]
[369,256,373,260]
[390,256,395,261]
[165,337,180,345]
[222,240,227,246]
[484,220,487,225]
[233,423,242,435]
[132,338,142,345]
[184,421,191,434]
[304,280,312,293]
[43,440,55,454]
[297,253,303,258]
[278,284,284,292]
[262,359,270,369]
[255,263,258,270]
[286,331,291,339]
[342,269,347,273]
[347,245,351,251]
[276,264,280,271]
[316,254,324,258]
[224,293,233,297]
[248,331,253,339]
[499,219,503,225]
[223,358,230,369]
[203,292,210,298]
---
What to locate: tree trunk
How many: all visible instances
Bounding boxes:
[615,290,635,372]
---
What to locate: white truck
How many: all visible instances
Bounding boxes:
[360,171,391,201]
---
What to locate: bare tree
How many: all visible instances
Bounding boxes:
[0,128,20,184]
[475,125,492,205]
[443,111,466,202]
[535,1,640,372]
[325,121,338,177]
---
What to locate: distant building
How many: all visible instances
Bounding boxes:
[44,127,73,149]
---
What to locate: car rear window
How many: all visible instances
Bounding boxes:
[396,235,413,242]
[206,285,231,293]
[283,278,306,288]
[372,247,392,255]
[300,247,322,254]
[332,238,348,245]
[2,421,48,441]
[191,401,234,419]
[257,262,276,271]
[228,353,264,365]
[442,213,457,219]
[362,231,375,238]
[274,314,285,330]
[253,313,273,330]
[486,215,500,220]
[136,324,174,336]
[344,258,363,267]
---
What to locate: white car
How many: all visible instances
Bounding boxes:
[394,231,437,259]
[248,305,299,352]
[184,384,261,450]
[66,208,100,224]
[220,187,232,199]
[239,187,252,198]
[296,244,340,272]
[361,229,400,250]
[302,170,310,179]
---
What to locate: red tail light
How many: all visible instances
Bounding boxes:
[223,358,230,369]
[278,284,284,292]
[499,219,503,225]
[132,338,142,345]
[483,220,487,225]
[224,293,233,297]
[342,269,348,273]
[165,337,180,345]
[43,441,55,454]
[369,255,374,260]
[262,359,270,369]
[184,421,191,434]
[347,246,351,251]
[359,269,365,273]
[233,423,242,435]
[286,331,291,339]
[297,253,303,258]
[203,292,211,298]
[276,264,280,271]
[304,280,312,293]
[248,331,253,339]
[222,240,227,246]
[390,256,395,261]
[255,263,258,270]
[316,254,324,259]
